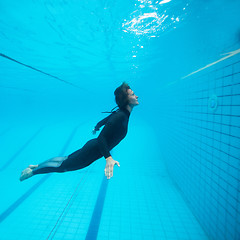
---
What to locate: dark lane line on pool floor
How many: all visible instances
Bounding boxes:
[0,126,78,224]
[0,126,44,172]
[85,174,109,240]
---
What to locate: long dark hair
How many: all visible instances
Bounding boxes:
[95,82,131,131]
[101,82,130,114]
[114,82,130,109]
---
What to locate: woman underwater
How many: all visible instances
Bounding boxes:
[20,82,139,181]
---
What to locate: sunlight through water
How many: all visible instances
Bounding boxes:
[122,0,189,37]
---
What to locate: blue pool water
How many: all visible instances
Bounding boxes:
[0,0,240,239]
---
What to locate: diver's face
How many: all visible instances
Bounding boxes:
[127,89,139,106]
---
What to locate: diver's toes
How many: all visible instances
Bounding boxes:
[29,165,38,169]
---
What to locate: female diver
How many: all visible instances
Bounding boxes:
[20,82,139,181]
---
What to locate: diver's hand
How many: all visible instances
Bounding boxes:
[104,156,120,179]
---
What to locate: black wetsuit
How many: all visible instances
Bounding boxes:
[32,108,130,175]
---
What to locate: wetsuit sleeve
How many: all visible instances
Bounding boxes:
[97,113,124,159]
[94,115,111,131]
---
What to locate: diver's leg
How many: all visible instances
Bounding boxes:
[20,156,67,181]
[32,156,68,175]
[20,139,102,181]
[60,139,103,171]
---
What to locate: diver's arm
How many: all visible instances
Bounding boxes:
[97,113,124,158]
[97,128,112,159]
[92,114,113,134]
[98,135,120,179]
[97,113,123,179]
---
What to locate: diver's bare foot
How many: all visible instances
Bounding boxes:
[29,165,38,169]
[20,168,33,181]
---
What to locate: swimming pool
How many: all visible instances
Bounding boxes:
[0,0,239,239]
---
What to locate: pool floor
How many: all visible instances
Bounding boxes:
[0,121,208,240]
